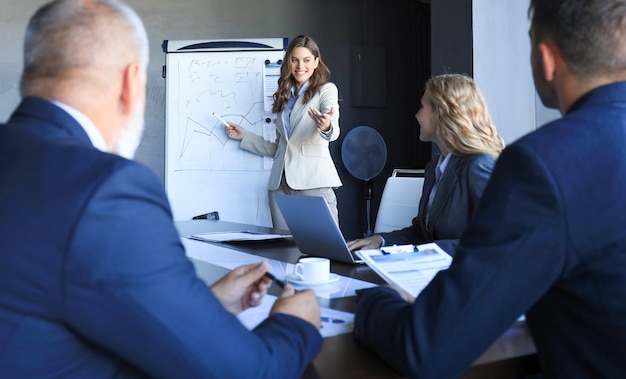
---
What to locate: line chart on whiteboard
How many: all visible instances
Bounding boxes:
[166,50,279,173]
[173,101,267,172]
[164,40,285,224]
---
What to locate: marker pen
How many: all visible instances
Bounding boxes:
[212,112,235,130]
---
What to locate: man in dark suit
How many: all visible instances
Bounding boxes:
[354,0,626,378]
[0,0,321,377]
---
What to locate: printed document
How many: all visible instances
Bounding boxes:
[355,243,452,297]
[237,294,355,338]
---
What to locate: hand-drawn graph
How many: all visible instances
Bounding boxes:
[169,53,271,171]
[165,41,285,225]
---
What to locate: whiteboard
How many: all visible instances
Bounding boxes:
[164,39,286,226]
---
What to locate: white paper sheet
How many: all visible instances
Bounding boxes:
[183,237,377,299]
[355,243,452,297]
[237,294,355,338]
[190,231,291,242]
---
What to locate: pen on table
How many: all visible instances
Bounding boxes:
[264,272,286,289]
[212,112,235,130]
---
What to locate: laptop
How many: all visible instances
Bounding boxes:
[274,194,362,264]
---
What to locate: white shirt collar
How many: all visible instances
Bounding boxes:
[51,100,108,152]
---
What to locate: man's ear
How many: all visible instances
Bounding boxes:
[538,41,558,82]
[119,62,143,116]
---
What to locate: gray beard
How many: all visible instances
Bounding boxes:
[113,101,145,159]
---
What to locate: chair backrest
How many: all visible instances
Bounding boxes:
[374,169,425,233]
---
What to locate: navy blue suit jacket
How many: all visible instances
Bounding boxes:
[0,98,321,378]
[380,153,495,246]
[355,82,626,378]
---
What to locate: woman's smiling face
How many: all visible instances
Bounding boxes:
[290,47,319,86]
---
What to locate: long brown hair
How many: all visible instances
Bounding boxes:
[272,35,331,113]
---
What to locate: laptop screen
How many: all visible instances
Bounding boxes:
[274,194,360,264]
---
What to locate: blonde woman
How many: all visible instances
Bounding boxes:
[348,74,505,251]
[225,35,342,229]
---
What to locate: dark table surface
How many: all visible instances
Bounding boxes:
[176,220,541,378]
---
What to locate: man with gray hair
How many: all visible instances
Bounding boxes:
[355,0,626,377]
[0,1,322,377]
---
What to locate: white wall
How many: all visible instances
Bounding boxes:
[0,0,34,121]
[472,0,559,145]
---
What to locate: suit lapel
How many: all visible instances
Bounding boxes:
[419,157,438,221]
[277,110,288,140]
[429,155,462,220]
[289,97,308,134]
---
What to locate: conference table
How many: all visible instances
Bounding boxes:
[175,219,541,379]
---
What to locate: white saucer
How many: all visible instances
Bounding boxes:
[285,273,340,286]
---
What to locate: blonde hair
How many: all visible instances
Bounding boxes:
[425,74,505,157]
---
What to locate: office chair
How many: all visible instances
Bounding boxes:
[374,169,424,233]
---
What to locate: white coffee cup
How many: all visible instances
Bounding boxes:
[293,257,330,283]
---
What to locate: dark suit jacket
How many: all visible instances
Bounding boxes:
[0,98,321,378]
[355,82,626,378]
[380,153,496,246]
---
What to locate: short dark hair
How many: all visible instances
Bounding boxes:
[529,0,626,79]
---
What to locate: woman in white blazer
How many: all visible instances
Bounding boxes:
[226,35,342,229]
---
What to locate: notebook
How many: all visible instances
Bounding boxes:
[274,194,362,264]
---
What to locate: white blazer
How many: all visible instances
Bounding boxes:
[240,82,343,190]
